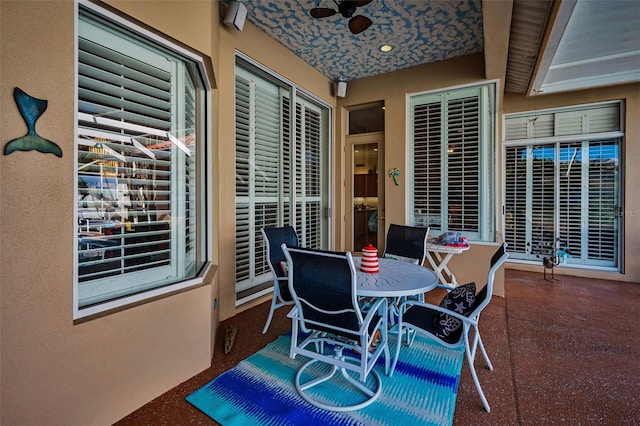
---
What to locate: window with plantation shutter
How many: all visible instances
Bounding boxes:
[409,84,496,241]
[234,62,329,304]
[75,5,210,317]
[504,102,622,270]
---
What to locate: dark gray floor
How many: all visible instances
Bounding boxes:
[115,270,640,425]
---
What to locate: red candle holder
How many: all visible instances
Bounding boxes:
[360,244,379,273]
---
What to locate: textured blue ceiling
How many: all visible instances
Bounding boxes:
[240,0,484,82]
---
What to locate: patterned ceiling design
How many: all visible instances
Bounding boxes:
[239,0,484,82]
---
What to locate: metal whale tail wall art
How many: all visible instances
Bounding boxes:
[4,87,63,157]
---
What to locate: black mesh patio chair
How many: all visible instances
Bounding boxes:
[390,243,509,412]
[381,224,430,318]
[260,226,299,334]
[282,245,390,412]
[382,224,429,265]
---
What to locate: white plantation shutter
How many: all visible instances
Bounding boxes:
[558,142,584,260]
[282,96,293,223]
[296,101,323,249]
[410,85,495,241]
[505,145,556,261]
[504,146,527,254]
[530,113,555,138]
[555,105,620,136]
[446,94,480,233]
[504,113,555,141]
[76,8,208,312]
[412,101,442,229]
[504,116,528,140]
[504,103,621,269]
[587,141,619,263]
[254,85,281,195]
[234,69,284,293]
[181,69,198,271]
[235,75,251,197]
[234,64,328,302]
[308,102,325,250]
[234,201,280,297]
[529,146,556,256]
[505,104,620,142]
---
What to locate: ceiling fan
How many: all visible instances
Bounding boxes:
[310,0,374,35]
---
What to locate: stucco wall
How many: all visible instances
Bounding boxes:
[1,1,219,424]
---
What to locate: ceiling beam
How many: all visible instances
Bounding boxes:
[483,0,514,84]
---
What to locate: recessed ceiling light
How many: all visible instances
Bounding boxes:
[380,45,393,52]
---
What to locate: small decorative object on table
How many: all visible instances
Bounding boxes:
[426,233,471,288]
[360,243,379,273]
[436,231,469,248]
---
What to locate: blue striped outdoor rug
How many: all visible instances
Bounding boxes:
[186,334,464,425]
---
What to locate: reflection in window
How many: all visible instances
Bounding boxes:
[75,4,210,315]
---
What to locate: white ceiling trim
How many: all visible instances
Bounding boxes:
[530,0,640,96]
[530,0,575,95]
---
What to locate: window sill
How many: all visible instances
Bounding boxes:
[73,261,216,324]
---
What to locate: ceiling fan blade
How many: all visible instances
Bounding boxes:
[310,8,337,18]
[349,15,372,34]
[352,0,373,7]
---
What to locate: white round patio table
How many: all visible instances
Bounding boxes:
[354,257,438,298]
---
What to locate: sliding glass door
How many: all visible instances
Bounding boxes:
[234,63,329,304]
[504,102,622,270]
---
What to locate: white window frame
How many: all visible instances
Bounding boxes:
[73,0,212,319]
[503,101,623,271]
[408,81,498,242]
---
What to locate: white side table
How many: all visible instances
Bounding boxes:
[425,241,470,288]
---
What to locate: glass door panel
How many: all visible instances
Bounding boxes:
[353,142,379,251]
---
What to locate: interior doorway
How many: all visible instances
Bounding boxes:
[346,132,384,252]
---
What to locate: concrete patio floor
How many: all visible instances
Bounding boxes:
[115,269,640,425]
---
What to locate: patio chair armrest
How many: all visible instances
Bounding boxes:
[434,283,452,290]
[398,300,475,325]
[286,306,298,319]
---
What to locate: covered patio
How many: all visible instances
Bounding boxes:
[116,269,640,425]
[2,1,639,424]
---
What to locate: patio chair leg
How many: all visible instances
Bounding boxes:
[262,297,278,334]
[380,339,391,376]
[466,342,491,413]
[389,326,405,376]
[289,317,299,359]
[476,332,493,371]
